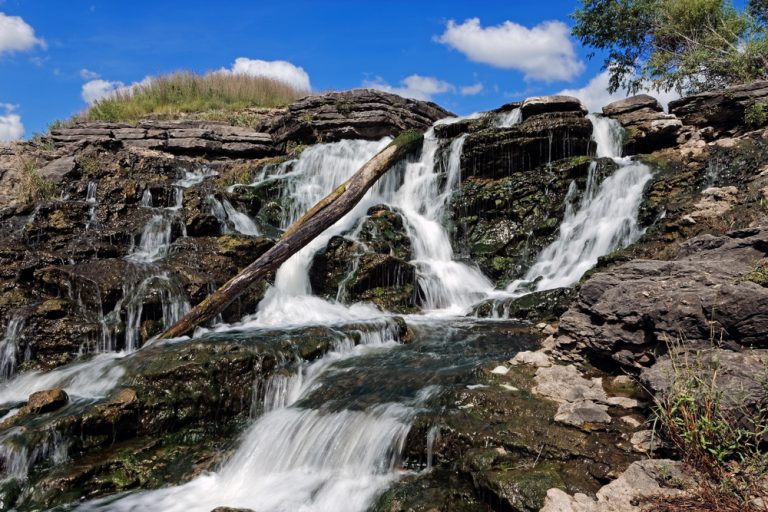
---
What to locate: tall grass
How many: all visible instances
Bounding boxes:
[82,71,308,122]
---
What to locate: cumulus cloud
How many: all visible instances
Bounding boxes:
[0,103,23,141]
[460,83,484,96]
[362,74,454,101]
[0,12,45,54]
[81,76,153,104]
[436,18,584,82]
[81,79,125,104]
[558,70,681,112]
[228,58,311,91]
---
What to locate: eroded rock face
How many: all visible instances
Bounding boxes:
[669,80,768,134]
[268,89,452,147]
[602,94,682,154]
[560,227,768,370]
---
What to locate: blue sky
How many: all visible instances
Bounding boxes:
[0,0,699,139]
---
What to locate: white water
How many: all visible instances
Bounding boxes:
[494,107,522,128]
[506,115,652,294]
[78,321,420,512]
[210,197,261,236]
[0,316,24,380]
[33,113,654,512]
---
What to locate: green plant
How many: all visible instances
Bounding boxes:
[649,337,768,511]
[15,153,58,204]
[76,155,101,176]
[745,102,768,127]
[741,259,768,286]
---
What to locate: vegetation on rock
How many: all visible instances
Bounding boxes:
[82,71,308,123]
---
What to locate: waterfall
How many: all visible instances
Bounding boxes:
[85,181,99,230]
[506,115,652,294]
[0,316,24,380]
[209,197,261,236]
[76,321,417,512]
[493,107,522,128]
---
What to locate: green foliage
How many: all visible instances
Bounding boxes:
[76,155,101,176]
[740,259,768,285]
[82,71,307,122]
[572,0,768,95]
[744,102,768,127]
[653,340,768,509]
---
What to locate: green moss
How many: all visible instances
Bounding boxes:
[740,260,768,286]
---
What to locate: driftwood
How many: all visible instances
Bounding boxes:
[159,131,423,339]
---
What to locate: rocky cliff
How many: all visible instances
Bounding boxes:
[0,81,767,511]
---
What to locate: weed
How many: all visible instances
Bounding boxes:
[14,152,58,204]
[741,260,768,287]
[745,102,768,128]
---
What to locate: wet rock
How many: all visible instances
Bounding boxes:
[603,94,682,154]
[560,227,768,370]
[669,80,768,134]
[25,388,69,414]
[630,430,661,454]
[471,288,575,322]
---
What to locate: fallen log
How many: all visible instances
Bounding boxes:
[159,131,423,339]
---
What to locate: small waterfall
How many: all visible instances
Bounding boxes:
[85,181,99,230]
[0,428,68,483]
[0,316,24,380]
[140,188,153,207]
[127,214,173,263]
[209,197,261,236]
[493,108,522,128]
[507,115,652,294]
[393,131,493,311]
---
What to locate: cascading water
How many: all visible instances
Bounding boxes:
[506,115,653,294]
[15,110,658,511]
[493,107,522,128]
[209,196,261,236]
[0,316,24,380]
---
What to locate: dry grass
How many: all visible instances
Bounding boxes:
[14,151,57,204]
[81,71,308,123]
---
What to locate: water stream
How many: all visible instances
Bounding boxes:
[0,113,655,510]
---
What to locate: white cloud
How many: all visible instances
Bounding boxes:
[81,76,152,104]
[558,70,681,112]
[80,68,100,80]
[0,12,45,54]
[81,79,125,104]
[460,83,484,96]
[228,58,311,91]
[362,74,454,101]
[0,103,23,141]
[436,18,584,82]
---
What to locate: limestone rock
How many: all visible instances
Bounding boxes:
[533,364,608,404]
[540,459,691,512]
[669,80,768,134]
[521,95,586,119]
[559,227,768,369]
[602,94,681,153]
[25,388,69,414]
[509,350,552,368]
[37,156,77,184]
[554,399,611,427]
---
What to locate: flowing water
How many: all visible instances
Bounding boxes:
[1,113,656,510]
[506,115,653,294]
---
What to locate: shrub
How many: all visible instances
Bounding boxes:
[745,102,768,127]
[82,71,308,122]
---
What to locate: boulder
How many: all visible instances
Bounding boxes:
[669,80,768,133]
[559,227,768,370]
[25,388,69,414]
[37,156,77,184]
[602,94,682,153]
[521,95,587,119]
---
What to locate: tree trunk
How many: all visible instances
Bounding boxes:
[159,131,423,339]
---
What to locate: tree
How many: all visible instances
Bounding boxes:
[572,0,768,95]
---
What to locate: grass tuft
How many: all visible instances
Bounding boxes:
[14,152,58,204]
[81,71,308,123]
